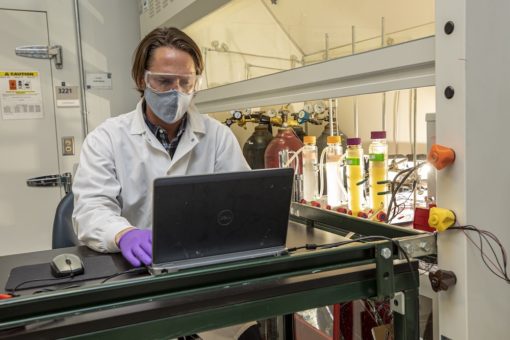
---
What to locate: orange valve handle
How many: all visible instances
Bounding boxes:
[428,144,455,170]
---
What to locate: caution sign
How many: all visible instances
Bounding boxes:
[0,71,43,120]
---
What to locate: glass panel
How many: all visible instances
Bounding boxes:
[294,301,395,339]
[211,86,435,225]
[419,295,434,340]
[185,0,435,88]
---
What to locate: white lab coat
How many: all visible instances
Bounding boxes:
[72,100,250,253]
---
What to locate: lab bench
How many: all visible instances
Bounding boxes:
[0,203,434,339]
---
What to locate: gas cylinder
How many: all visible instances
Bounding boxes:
[291,125,305,142]
[317,121,348,157]
[264,127,304,171]
[243,124,274,169]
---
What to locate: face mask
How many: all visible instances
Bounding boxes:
[144,88,193,124]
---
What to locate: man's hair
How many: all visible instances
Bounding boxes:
[132,27,203,96]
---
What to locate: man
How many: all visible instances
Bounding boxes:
[72,27,249,266]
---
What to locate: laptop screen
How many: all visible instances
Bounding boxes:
[152,168,294,265]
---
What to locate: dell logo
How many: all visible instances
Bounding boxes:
[217,209,234,226]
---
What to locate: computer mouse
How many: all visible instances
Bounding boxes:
[50,253,84,277]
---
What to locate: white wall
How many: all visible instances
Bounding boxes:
[78,0,141,129]
[436,0,510,339]
[464,0,510,338]
[0,0,140,176]
[184,0,304,88]
[0,0,140,255]
[183,0,434,88]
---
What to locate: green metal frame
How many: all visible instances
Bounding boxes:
[68,267,418,340]
[0,209,424,339]
[290,202,427,238]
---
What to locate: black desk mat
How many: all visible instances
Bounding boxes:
[5,256,119,291]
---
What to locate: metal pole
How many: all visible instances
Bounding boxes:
[382,92,386,131]
[73,0,89,137]
[380,17,386,132]
[393,91,400,156]
[381,17,385,47]
[413,89,417,167]
[325,33,329,61]
[394,288,420,340]
[329,98,334,136]
[302,21,434,58]
[202,48,210,89]
[354,97,359,137]
[335,99,340,135]
[408,89,413,156]
[245,63,250,80]
[351,25,356,54]
[205,48,301,64]
[412,88,418,210]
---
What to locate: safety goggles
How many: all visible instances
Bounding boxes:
[144,70,202,94]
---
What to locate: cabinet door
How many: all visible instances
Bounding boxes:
[0,9,61,255]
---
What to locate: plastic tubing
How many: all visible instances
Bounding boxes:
[318,146,328,198]
[284,147,305,173]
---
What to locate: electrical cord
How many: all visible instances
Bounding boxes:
[386,162,425,222]
[447,225,509,284]
[9,266,149,296]
[389,180,417,223]
[101,267,149,284]
[8,262,76,296]
[8,276,75,296]
[287,235,418,287]
[386,166,416,222]
[33,284,80,294]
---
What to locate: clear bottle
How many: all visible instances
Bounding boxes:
[264,127,303,171]
[325,135,346,207]
[302,135,318,202]
[368,131,388,212]
[346,137,364,215]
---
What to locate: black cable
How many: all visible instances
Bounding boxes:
[387,163,425,222]
[466,229,507,281]
[385,165,418,222]
[448,225,509,284]
[473,227,508,279]
[101,267,148,284]
[9,275,75,295]
[452,226,506,277]
[288,235,418,287]
[9,262,76,295]
[388,180,416,223]
[33,284,80,294]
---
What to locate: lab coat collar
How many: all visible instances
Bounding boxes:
[130,99,206,136]
[130,100,147,135]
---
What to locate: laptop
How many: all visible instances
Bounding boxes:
[149,168,294,274]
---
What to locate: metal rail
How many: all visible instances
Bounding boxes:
[0,242,419,339]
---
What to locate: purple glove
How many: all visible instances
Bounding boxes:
[118,229,152,267]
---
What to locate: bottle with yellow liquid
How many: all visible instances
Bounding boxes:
[302,135,319,202]
[346,138,364,215]
[325,135,347,207]
[368,131,388,213]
